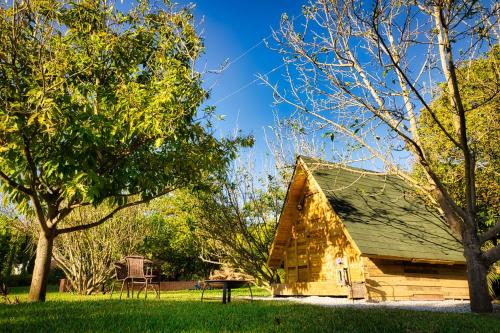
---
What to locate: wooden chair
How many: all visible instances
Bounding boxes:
[109,262,129,299]
[125,255,160,299]
[145,261,161,299]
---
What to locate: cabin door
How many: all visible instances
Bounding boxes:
[285,225,311,283]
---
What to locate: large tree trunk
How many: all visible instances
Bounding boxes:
[28,231,55,302]
[463,232,492,313]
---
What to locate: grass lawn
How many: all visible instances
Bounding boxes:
[1,286,499,333]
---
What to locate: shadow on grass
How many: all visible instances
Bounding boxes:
[1,290,499,333]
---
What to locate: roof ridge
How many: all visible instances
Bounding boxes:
[298,155,387,176]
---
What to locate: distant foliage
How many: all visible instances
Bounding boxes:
[51,196,215,294]
[417,46,500,231]
[139,195,215,281]
[0,212,32,284]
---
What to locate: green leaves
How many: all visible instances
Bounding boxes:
[0,1,246,218]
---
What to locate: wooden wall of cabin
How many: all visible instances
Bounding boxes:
[362,257,470,301]
[274,175,364,296]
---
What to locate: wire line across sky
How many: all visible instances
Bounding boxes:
[211,12,304,106]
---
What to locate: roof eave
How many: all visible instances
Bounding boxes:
[361,253,466,265]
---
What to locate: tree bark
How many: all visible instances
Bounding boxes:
[28,231,55,302]
[463,231,492,313]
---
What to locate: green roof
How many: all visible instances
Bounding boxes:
[301,156,465,263]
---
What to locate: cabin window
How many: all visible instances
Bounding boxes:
[336,268,349,286]
[343,268,350,285]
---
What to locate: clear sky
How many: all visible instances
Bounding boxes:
[191,1,303,164]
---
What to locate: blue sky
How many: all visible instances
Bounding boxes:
[191,1,303,163]
[116,1,494,174]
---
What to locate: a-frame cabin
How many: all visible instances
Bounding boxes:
[268,156,470,301]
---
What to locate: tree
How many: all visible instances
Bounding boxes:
[0,210,32,285]
[263,0,500,312]
[0,0,248,301]
[139,195,215,281]
[50,204,149,295]
[417,45,500,296]
[265,111,332,174]
[193,163,284,286]
[418,46,500,233]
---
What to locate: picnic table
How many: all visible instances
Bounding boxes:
[201,280,253,304]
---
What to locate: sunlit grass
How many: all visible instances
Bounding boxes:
[1,286,498,333]
[6,285,268,303]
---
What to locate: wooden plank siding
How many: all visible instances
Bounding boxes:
[272,167,365,297]
[267,164,308,268]
[272,281,350,296]
[362,257,470,301]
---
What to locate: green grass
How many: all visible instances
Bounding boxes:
[1,287,498,333]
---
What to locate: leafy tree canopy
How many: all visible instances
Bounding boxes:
[0,0,251,216]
